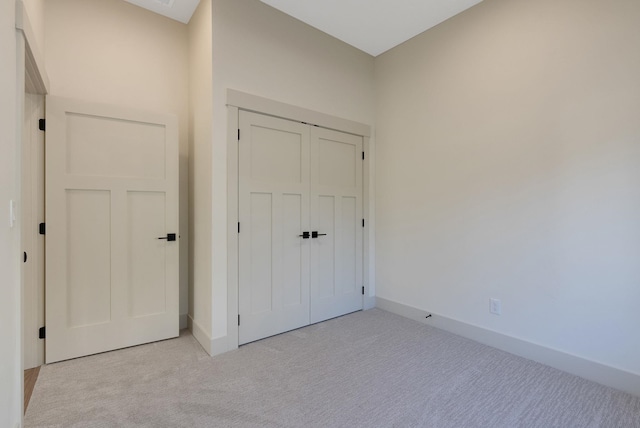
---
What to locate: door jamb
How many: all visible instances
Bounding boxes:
[226,90,373,351]
[16,0,49,373]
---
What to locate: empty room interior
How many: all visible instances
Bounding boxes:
[2,0,640,426]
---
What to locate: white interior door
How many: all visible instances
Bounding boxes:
[238,110,363,344]
[238,111,310,345]
[310,127,363,323]
[45,96,179,363]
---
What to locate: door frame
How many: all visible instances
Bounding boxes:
[226,89,374,350]
[22,93,45,370]
[15,0,49,377]
[15,0,50,418]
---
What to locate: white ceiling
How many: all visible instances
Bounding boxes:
[123,0,201,24]
[122,0,483,56]
[260,0,484,57]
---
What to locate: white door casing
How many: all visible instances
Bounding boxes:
[238,110,363,344]
[45,96,179,363]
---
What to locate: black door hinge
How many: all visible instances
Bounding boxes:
[238,222,240,233]
[238,129,240,141]
[362,219,365,228]
[23,252,27,263]
[238,314,241,326]
[39,327,45,339]
[39,223,45,235]
[362,151,365,160]
[362,286,365,295]
[38,119,45,131]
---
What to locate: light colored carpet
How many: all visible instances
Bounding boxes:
[25,309,640,427]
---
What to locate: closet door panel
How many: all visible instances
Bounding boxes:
[238,111,310,345]
[310,127,363,324]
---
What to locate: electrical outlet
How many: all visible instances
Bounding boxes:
[489,298,502,315]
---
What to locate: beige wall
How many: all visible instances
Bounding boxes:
[44,0,190,320]
[23,0,45,55]
[375,0,640,374]
[188,0,213,342]
[0,0,21,423]
[210,0,375,341]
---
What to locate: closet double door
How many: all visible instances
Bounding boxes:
[238,111,363,345]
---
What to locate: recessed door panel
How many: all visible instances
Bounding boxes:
[340,196,357,295]
[128,191,167,318]
[319,138,357,188]
[283,194,303,307]
[66,113,166,179]
[66,189,112,328]
[317,196,336,299]
[250,127,302,183]
[249,192,274,314]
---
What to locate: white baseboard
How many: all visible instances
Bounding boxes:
[376,297,640,397]
[188,315,212,356]
[363,296,377,310]
[179,313,188,330]
[187,315,231,357]
[210,335,229,357]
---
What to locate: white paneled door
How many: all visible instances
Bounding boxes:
[238,112,311,345]
[45,97,179,363]
[310,127,363,323]
[238,110,362,345]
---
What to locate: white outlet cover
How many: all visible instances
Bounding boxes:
[490,298,502,315]
[9,200,16,228]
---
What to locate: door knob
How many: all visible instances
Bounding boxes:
[158,233,177,241]
[298,231,310,239]
[311,231,327,238]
